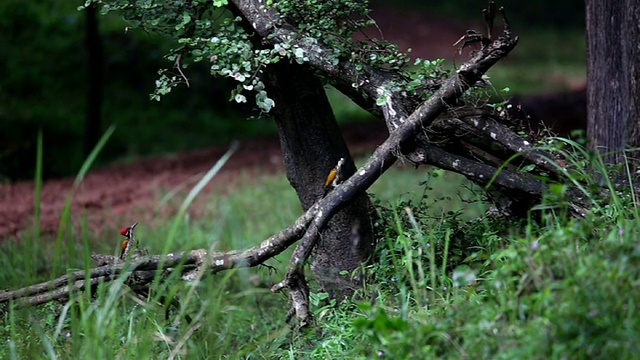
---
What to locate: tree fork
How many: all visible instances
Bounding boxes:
[266,61,375,300]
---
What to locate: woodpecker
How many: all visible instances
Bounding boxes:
[119,222,138,259]
[324,158,345,195]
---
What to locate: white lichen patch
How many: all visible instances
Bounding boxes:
[181,272,197,281]
[387,103,397,117]
[376,86,396,117]
[490,132,497,140]
[523,140,530,146]
[359,169,366,176]
[453,160,460,168]
[214,259,225,266]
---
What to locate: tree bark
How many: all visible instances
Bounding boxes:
[585,0,640,166]
[266,61,374,299]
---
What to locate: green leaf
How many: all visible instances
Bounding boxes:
[262,97,275,112]
[376,95,388,106]
[235,94,247,103]
[520,164,536,173]
[550,183,568,195]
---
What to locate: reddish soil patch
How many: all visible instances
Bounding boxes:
[0,122,389,240]
[361,8,482,60]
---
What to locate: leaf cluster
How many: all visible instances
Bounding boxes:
[81,0,458,113]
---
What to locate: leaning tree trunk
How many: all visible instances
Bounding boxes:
[267,61,375,299]
[586,0,640,167]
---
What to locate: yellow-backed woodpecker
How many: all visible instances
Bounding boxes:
[324,158,345,195]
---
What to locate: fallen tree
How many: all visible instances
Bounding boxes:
[1,2,625,326]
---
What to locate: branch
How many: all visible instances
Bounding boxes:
[229,0,555,191]
[260,31,521,327]
[230,0,422,131]
[0,208,316,307]
[447,109,563,177]
[227,0,606,221]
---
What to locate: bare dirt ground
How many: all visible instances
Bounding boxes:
[0,122,388,239]
[0,9,586,240]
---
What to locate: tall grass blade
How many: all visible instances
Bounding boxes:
[28,130,44,280]
[150,142,238,294]
[623,149,638,214]
[485,152,522,190]
[53,125,116,275]
[163,141,239,253]
[441,228,450,291]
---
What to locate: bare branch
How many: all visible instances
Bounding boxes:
[0,208,316,307]
[451,111,563,176]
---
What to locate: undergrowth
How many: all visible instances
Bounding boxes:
[1,140,639,359]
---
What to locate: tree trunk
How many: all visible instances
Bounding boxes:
[84,3,104,156]
[585,0,640,166]
[267,61,375,299]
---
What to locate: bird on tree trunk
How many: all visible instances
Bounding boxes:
[323,158,345,196]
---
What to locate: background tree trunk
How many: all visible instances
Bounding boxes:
[84,3,103,156]
[585,0,640,166]
[267,62,375,299]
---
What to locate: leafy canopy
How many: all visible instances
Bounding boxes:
[82,0,449,112]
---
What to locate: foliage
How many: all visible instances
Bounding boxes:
[0,0,249,180]
[84,0,453,112]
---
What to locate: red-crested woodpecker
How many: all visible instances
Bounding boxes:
[119,222,138,259]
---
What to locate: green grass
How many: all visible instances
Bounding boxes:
[486,29,586,95]
[3,139,640,358]
[369,166,487,220]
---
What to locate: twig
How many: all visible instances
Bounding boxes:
[175,54,190,88]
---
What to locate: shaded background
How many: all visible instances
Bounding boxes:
[0,0,585,180]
